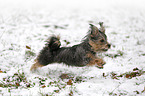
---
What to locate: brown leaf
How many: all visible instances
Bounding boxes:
[0,71,3,73]
[0,84,3,87]
[125,74,130,78]
[16,83,20,86]
[42,85,46,88]
[26,83,31,87]
[67,79,73,85]
[26,45,31,49]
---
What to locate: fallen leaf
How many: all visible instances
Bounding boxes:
[16,83,20,86]
[42,85,46,88]
[67,79,73,85]
[0,71,3,73]
[26,45,31,49]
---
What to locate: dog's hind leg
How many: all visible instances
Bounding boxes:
[30,60,44,71]
[30,36,61,71]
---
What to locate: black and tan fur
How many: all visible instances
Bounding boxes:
[30,22,111,71]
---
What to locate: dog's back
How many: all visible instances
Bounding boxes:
[53,43,92,66]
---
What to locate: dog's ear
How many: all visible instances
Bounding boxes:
[89,24,99,36]
[99,22,105,33]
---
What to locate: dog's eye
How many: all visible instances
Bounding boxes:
[100,39,104,42]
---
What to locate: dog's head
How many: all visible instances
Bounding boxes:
[88,23,111,52]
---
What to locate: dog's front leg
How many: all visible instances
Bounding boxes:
[87,57,106,69]
[94,57,106,69]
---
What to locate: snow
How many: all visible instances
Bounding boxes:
[0,0,145,96]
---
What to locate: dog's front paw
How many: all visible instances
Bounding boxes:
[95,59,106,69]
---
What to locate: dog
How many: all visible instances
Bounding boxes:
[30,22,111,71]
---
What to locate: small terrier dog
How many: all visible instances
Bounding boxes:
[30,22,111,71]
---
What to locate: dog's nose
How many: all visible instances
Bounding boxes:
[107,44,111,48]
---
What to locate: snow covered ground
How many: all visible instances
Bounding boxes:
[0,0,145,95]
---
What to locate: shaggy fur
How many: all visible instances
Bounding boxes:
[30,22,111,71]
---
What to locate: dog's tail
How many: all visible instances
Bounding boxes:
[46,36,61,51]
[30,36,61,71]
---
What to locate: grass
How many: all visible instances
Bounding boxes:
[0,71,33,89]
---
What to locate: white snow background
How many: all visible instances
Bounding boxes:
[0,0,145,96]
